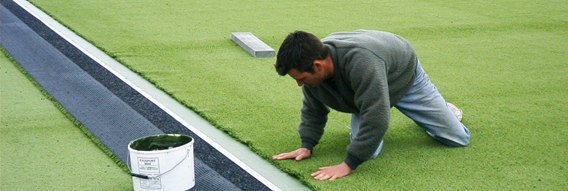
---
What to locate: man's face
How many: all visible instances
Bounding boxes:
[288,68,325,87]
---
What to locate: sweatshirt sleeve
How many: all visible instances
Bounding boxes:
[297,86,330,151]
[343,49,391,169]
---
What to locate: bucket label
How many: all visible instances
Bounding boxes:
[138,157,161,189]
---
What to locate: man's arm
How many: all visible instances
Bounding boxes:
[343,49,392,169]
[297,87,330,152]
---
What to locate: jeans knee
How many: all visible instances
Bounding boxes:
[453,135,470,147]
[450,135,469,147]
[430,133,469,147]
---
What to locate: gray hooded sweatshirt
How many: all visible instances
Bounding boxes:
[298,30,417,170]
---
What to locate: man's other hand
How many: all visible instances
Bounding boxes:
[311,162,352,181]
[272,148,311,161]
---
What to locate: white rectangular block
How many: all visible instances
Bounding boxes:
[231,32,275,57]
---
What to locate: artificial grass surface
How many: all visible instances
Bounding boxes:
[0,48,132,190]
[24,0,568,190]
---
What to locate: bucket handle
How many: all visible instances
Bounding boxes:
[127,148,191,179]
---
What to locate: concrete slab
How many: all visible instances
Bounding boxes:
[231,32,275,57]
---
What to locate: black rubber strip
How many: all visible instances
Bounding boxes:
[0,0,269,190]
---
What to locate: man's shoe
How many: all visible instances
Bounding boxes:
[447,102,463,122]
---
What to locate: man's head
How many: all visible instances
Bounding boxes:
[275,31,329,76]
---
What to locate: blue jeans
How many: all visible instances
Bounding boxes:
[350,60,470,159]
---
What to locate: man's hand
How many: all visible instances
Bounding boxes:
[273,149,351,181]
[272,148,311,161]
[311,162,351,181]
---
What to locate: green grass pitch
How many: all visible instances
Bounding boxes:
[7,0,568,190]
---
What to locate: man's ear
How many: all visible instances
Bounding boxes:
[312,60,323,72]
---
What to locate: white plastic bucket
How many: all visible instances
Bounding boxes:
[128,134,195,191]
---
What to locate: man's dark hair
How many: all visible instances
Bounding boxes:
[275,31,329,76]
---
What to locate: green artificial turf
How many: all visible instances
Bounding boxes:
[24,0,568,190]
[0,48,133,190]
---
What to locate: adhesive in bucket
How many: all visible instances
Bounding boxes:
[128,134,195,191]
